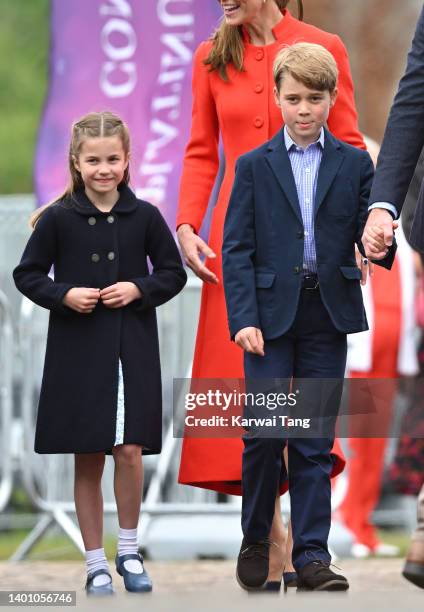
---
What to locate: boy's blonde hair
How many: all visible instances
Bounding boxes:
[273,43,338,93]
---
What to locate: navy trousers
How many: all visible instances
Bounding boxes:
[242,287,347,570]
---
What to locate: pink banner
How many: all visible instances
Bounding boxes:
[34,0,221,228]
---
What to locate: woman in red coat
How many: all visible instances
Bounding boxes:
[177,0,365,583]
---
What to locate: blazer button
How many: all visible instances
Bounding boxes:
[255,49,264,61]
[91,253,100,263]
[88,217,96,226]
[107,215,115,224]
[107,251,115,261]
[253,116,264,128]
[297,230,304,239]
[254,82,264,93]
[293,266,301,274]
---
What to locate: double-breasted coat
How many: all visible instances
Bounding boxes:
[14,185,187,455]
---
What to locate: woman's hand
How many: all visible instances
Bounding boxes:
[177,224,219,284]
[355,245,374,285]
[100,282,142,308]
[63,287,100,313]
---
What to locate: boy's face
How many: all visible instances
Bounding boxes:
[274,73,338,148]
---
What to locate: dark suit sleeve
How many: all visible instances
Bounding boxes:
[13,207,74,313]
[131,206,187,311]
[358,151,397,269]
[222,156,259,339]
[369,7,424,213]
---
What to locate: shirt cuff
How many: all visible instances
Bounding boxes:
[368,202,398,219]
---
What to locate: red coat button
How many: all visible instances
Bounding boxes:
[254,82,264,93]
[255,49,264,61]
[254,116,264,128]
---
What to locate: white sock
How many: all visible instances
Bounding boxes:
[85,548,111,586]
[118,527,143,574]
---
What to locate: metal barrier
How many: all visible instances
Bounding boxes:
[0,290,13,512]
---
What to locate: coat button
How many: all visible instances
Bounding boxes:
[107,215,115,224]
[107,251,115,261]
[255,49,264,61]
[254,82,264,93]
[88,217,96,226]
[297,231,304,239]
[293,266,301,274]
[91,253,100,263]
[253,116,264,128]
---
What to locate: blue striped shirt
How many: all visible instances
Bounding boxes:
[284,126,324,274]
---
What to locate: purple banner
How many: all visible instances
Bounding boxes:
[34,0,221,229]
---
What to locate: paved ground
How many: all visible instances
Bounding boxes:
[0,559,422,611]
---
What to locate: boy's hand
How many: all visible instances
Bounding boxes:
[177,224,219,285]
[100,282,142,308]
[235,327,265,356]
[355,245,374,285]
[362,209,398,259]
[63,287,100,313]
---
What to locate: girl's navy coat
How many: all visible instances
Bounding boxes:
[14,185,187,455]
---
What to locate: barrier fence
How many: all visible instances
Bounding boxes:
[0,276,418,561]
[0,290,13,512]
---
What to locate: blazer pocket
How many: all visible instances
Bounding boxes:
[255,272,276,288]
[340,266,362,280]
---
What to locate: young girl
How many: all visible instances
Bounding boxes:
[13,111,187,596]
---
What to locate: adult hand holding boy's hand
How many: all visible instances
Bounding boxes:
[235,327,265,356]
[362,209,398,259]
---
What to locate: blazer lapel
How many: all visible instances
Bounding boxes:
[265,131,303,224]
[315,129,345,216]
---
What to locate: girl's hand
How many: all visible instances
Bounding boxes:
[63,287,100,313]
[100,282,142,308]
[177,224,219,284]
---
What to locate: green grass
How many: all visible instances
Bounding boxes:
[0,0,50,193]
[0,528,409,561]
[0,530,118,561]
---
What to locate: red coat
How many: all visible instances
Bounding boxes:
[177,9,365,495]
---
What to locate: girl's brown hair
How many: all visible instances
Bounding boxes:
[31,111,130,227]
[206,1,304,81]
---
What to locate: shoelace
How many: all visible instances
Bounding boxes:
[305,550,343,572]
[240,539,271,559]
[310,560,343,573]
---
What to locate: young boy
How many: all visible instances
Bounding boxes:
[222,43,395,592]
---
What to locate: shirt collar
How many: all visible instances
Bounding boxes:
[284,126,325,152]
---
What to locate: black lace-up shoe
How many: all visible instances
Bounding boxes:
[298,560,349,591]
[236,537,271,590]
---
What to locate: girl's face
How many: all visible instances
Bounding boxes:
[73,135,129,197]
[219,0,271,26]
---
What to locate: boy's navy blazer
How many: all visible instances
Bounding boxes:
[223,127,395,341]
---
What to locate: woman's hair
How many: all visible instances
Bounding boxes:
[206,1,304,81]
[273,42,338,93]
[31,111,130,227]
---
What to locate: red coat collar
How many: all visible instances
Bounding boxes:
[241,8,297,45]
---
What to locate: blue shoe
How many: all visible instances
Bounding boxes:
[115,552,153,592]
[85,569,115,596]
[283,571,298,593]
